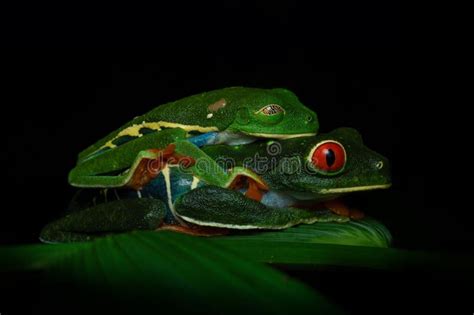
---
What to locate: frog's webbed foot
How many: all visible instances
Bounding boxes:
[228,174,269,202]
[39,199,167,243]
[323,200,365,220]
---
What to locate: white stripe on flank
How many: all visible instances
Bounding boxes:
[163,166,188,226]
[178,215,284,230]
[161,166,174,213]
[178,215,323,230]
[190,176,200,190]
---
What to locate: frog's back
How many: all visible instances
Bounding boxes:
[77,87,273,163]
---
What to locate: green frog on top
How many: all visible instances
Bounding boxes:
[70,87,318,188]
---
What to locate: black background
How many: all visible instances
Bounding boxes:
[2,60,409,244]
[1,1,473,314]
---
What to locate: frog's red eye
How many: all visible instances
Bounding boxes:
[310,141,346,173]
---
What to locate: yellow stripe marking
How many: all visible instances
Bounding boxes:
[98,121,219,151]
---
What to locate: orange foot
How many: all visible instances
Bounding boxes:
[157,224,230,236]
[127,144,196,190]
[228,174,269,202]
[324,200,365,220]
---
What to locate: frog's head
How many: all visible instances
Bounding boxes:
[271,127,391,200]
[227,88,318,139]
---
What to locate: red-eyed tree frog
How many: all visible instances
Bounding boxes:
[69,87,318,190]
[41,128,391,242]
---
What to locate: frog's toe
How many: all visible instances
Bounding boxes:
[349,208,365,220]
[39,199,167,243]
[324,200,350,217]
[157,224,229,236]
[324,200,365,220]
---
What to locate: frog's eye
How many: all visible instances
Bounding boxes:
[310,141,346,174]
[258,104,285,116]
[255,104,285,124]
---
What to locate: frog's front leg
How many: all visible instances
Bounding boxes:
[172,140,268,189]
[173,186,349,230]
[39,199,167,243]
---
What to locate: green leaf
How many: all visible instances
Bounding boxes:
[0,231,345,315]
[208,217,403,269]
[217,218,393,247]
[209,219,474,274]
[2,218,472,314]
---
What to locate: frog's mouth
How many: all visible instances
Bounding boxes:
[316,183,392,194]
[286,183,392,201]
[291,184,392,220]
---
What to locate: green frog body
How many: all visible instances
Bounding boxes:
[40,128,390,243]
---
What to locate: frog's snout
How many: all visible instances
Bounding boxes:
[304,112,317,125]
[371,157,391,186]
[373,158,390,173]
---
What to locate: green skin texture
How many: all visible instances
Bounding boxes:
[70,87,318,188]
[41,128,391,243]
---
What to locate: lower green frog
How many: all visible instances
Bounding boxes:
[40,128,390,243]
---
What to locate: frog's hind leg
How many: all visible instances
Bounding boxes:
[173,186,348,230]
[69,143,195,190]
[69,128,190,188]
[39,199,167,243]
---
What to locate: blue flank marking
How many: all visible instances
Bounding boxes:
[260,191,296,208]
[187,132,219,147]
[138,167,203,224]
[123,172,176,223]
[238,188,295,208]
[140,173,168,200]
